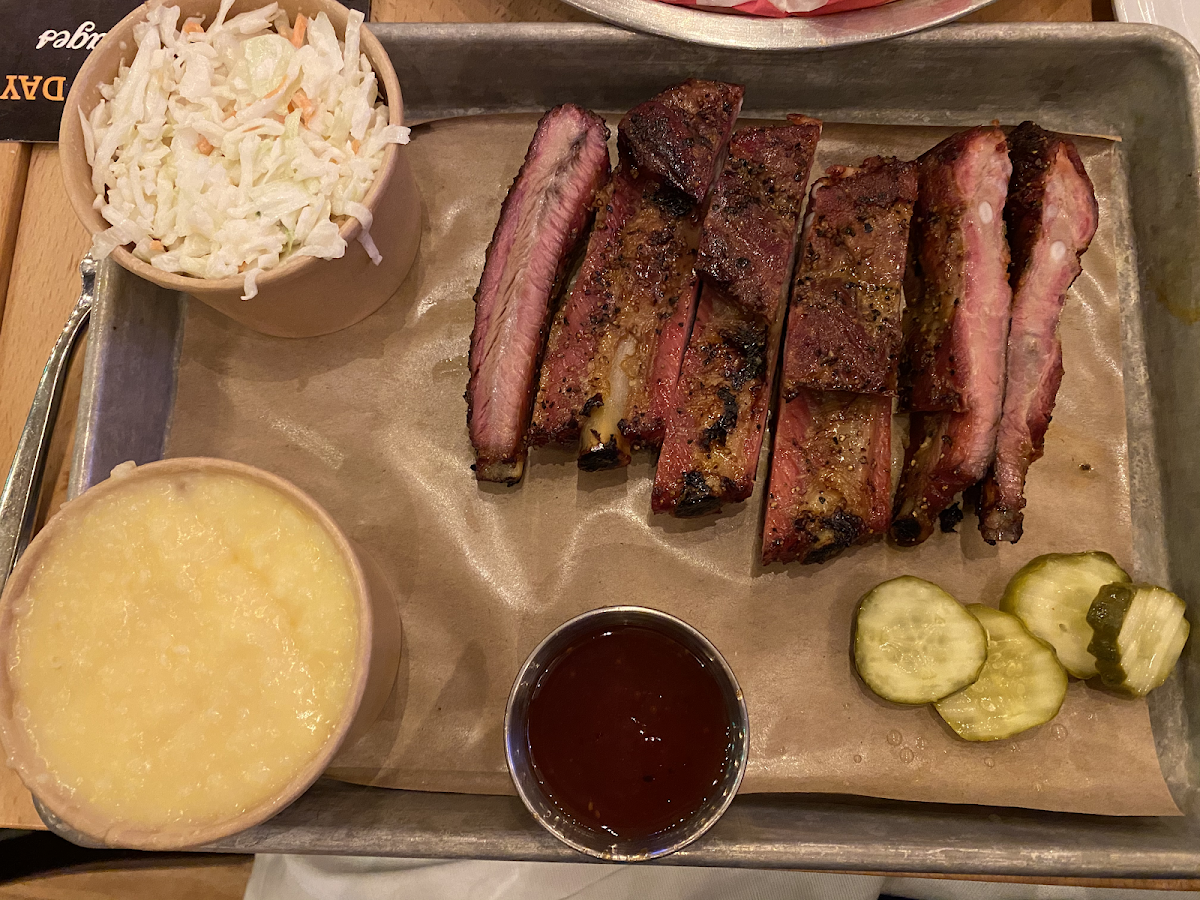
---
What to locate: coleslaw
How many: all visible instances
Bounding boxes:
[81,0,410,300]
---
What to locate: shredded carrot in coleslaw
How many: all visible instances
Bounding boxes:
[290,13,307,48]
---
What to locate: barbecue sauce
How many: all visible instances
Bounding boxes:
[525,624,734,841]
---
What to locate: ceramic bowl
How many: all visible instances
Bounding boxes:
[59,0,421,338]
[0,457,401,849]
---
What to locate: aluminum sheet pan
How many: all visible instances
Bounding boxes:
[556,0,997,51]
[62,22,1200,876]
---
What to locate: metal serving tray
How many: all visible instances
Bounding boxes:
[59,22,1200,877]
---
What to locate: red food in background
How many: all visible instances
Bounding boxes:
[658,0,898,19]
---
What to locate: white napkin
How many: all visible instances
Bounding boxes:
[244,855,1200,900]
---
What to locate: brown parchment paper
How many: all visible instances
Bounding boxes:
[165,115,1181,816]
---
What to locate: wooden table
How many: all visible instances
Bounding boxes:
[9,0,1196,893]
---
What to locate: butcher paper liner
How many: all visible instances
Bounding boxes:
[165,115,1181,817]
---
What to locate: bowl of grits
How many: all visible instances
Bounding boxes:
[0,458,401,849]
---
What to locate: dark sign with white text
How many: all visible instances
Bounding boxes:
[1,0,371,142]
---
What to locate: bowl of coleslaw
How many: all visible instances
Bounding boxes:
[59,0,420,338]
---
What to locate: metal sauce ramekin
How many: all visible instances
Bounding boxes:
[504,606,748,861]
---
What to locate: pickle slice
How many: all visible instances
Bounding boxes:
[1000,551,1130,678]
[1087,583,1190,698]
[935,605,1068,741]
[853,577,988,705]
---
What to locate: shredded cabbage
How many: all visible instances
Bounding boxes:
[83,3,411,301]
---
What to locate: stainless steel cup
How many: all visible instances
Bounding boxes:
[504,606,749,861]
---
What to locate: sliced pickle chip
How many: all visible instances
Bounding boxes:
[853,576,988,705]
[1000,551,1130,679]
[935,605,1068,741]
[1088,583,1190,698]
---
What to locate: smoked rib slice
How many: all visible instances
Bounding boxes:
[694,117,824,324]
[651,288,767,515]
[528,165,703,465]
[652,118,821,516]
[466,105,611,484]
[891,126,1014,546]
[620,79,748,204]
[759,155,916,561]
[761,390,892,565]
[899,126,1014,415]
[530,80,744,469]
[979,122,1099,544]
[781,157,919,397]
